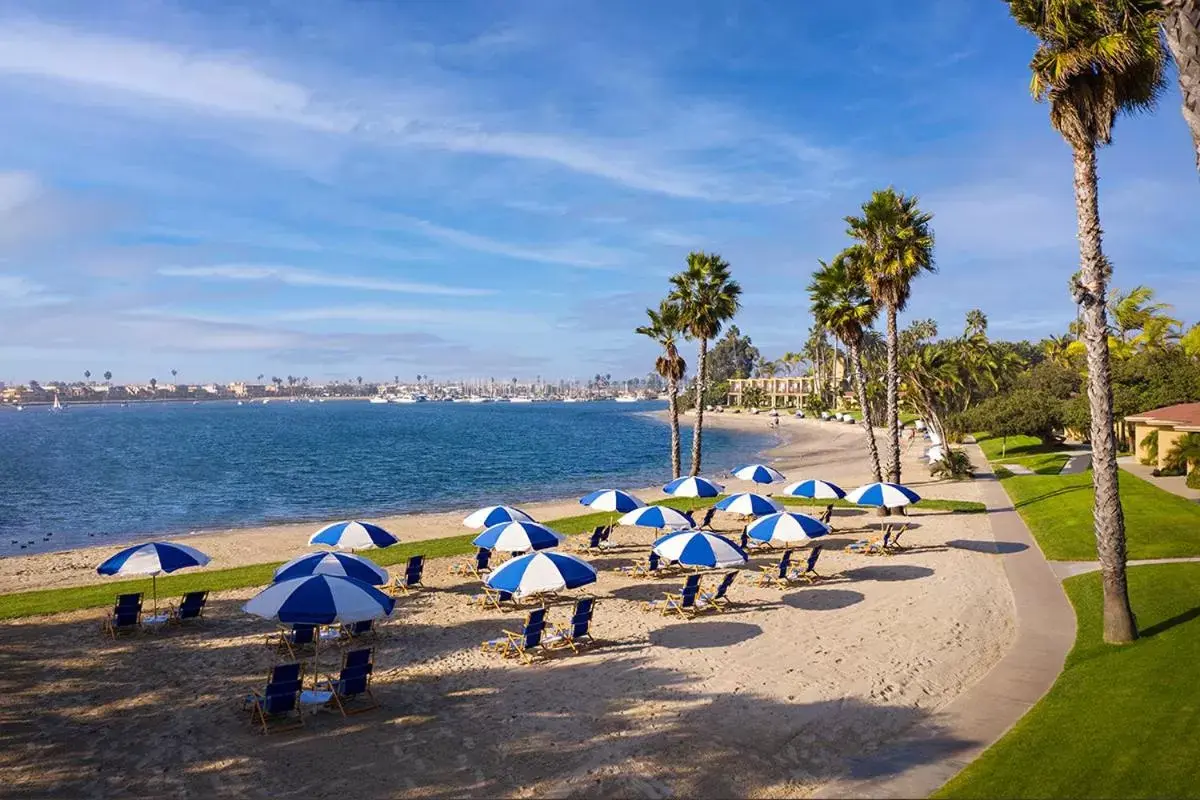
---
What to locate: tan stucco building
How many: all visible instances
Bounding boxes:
[1126,403,1200,470]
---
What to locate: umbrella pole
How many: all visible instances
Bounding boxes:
[152,574,158,617]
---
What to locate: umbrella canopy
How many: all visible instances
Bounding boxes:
[273,551,388,585]
[745,512,830,545]
[473,521,563,553]
[714,492,783,516]
[244,574,395,625]
[618,505,694,530]
[662,476,724,498]
[579,489,645,513]
[653,530,747,568]
[484,551,597,597]
[847,482,921,508]
[731,463,787,484]
[97,542,211,576]
[462,505,534,529]
[779,479,847,500]
[308,521,399,550]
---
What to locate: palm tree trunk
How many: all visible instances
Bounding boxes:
[668,377,682,479]
[851,341,884,483]
[1164,0,1200,173]
[691,337,708,476]
[1074,143,1138,644]
[885,306,902,484]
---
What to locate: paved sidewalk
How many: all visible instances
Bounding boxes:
[1050,556,1200,580]
[816,447,1076,799]
[1118,457,1200,502]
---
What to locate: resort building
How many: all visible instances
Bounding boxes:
[726,376,816,408]
[1126,403,1200,470]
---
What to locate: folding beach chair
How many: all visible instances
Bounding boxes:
[450,548,492,579]
[740,528,770,553]
[481,607,549,663]
[471,586,519,611]
[269,623,319,659]
[643,574,702,618]
[757,549,795,588]
[391,555,425,595]
[102,593,143,637]
[247,663,305,734]
[619,550,663,578]
[884,525,911,553]
[789,546,825,583]
[818,505,835,528]
[168,591,208,624]
[697,507,717,531]
[318,648,380,716]
[340,618,376,639]
[846,531,892,555]
[698,571,738,612]
[579,526,613,554]
[543,596,597,653]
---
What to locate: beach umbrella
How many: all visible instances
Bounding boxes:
[579,489,646,513]
[653,530,747,568]
[473,521,563,553]
[462,505,534,529]
[714,492,783,517]
[662,476,724,498]
[745,512,830,545]
[273,551,389,585]
[243,574,395,625]
[779,479,847,500]
[97,542,211,616]
[484,551,597,597]
[731,463,787,484]
[617,505,694,530]
[847,482,921,508]
[308,520,399,550]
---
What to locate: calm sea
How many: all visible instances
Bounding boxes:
[0,400,772,555]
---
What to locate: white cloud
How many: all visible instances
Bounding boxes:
[270,304,550,331]
[399,216,637,269]
[157,264,493,296]
[0,274,68,307]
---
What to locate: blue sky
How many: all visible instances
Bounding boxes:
[1,0,1197,384]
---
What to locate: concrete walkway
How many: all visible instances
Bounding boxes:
[816,447,1076,798]
[1118,457,1200,502]
[1060,453,1092,474]
[1049,556,1200,580]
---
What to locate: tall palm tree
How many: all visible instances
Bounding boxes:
[1163,0,1200,171]
[636,300,688,478]
[845,188,936,484]
[1108,285,1179,341]
[1041,334,1075,367]
[670,252,742,475]
[809,252,884,483]
[1006,0,1167,644]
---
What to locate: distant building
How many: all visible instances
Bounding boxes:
[727,376,816,408]
[229,383,267,398]
[1126,403,1200,470]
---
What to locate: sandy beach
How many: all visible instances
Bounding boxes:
[0,414,1017,798]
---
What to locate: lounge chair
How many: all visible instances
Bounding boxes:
[698,571,737,612]
[846,530,892,555]
[757,549,796,588]
[481,607,548,663]
[391,555,425,595]
[450,548,492,579]
[697,507,717,531]
[247,663,305,734]
[471,586,519,611]
[643,574,702,617]
[168,591,208,624]
[340,619,376,639]
[818,505,834,526]
[740,529,770,553]
[543,596,597,653]
[884,525,911,553]
[317,648,379,716]
[102,593,143,637]
[619,550,663,578]
[269,623,319,658]
[789,546,825,583]
[579,526,613,554]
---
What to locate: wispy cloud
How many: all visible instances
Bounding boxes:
[399,216,637,269]
[158,264,493,297]
[0,274,68,307]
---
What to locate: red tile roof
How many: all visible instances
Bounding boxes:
[1126,403,1200,427]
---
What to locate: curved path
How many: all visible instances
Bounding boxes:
[816,447,1077,798]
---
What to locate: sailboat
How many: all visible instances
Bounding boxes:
[50,393,64,412]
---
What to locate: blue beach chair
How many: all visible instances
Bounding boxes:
[698,571,738,612]
[543,597,597,653]
[102,593,143,637]
[168,591,208,624]
[247,663,305,734]
[619,550,662,578]
[471,586,518,611]
[847,531,892,555]
[391,555,425,595]
[318,648,379,716]
[270,624,318,658]
[789,546,826,582]
[340,619,376,639]
[481,607,548,663]
[451,548,492,579]
[757,549,795,588]
[643,574,702,617]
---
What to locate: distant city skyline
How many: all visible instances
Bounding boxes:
[1,1,1197,381]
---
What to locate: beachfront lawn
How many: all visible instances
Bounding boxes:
[974,433,1064,461]
[992,453,1070,476]
[937,563,1200,799]
[1001,469,1200,560]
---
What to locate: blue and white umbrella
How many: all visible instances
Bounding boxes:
[243,574,395,625]
[473,521,563,553]
[579,489,645,513]
[273,551,388,585]
[618,505,694,530]
[714,492,783,517]
[847,482,922,508]
[745,512,830,545]
[731,463,787,484]
[662,476,725,498]
[653,530,747,568]
[462,505,534,529]
[484,551,597,597]
[779,479,847,500]
[97,542,212,616]
[309,521,399,550]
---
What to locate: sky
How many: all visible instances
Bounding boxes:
[1,0,1197,384]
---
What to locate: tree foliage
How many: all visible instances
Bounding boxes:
[706,325,760,384]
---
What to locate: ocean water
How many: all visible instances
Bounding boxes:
[0,400,772,555]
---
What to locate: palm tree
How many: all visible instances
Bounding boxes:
[1041,334,1075,368]
[1108,285,1179,342]
[845,188,936,484]
[636,300,688,478]
[149,377,157,397]
[1165,432,1200,474]
[1163,0,1200,171]
[104,370,112,384]
[669,252,742,475]
[965,309,988,337]
[1006,0,1167,644]
[809,252,884,483]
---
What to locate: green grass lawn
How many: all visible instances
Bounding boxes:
[992,453,1070,476]
[974,433,1065,461]
[937,563,1200,799]
[1001,469,1200,560]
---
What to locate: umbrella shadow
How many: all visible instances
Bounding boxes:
[840,565,935,582]
[947,539,1029,555]
[650,621,763,649]
[781,589,865,611]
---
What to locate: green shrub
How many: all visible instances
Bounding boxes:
[930,448,975,480]
[1187,469,1200,490]
[1140,429,1159,466]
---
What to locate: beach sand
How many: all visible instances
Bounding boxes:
[0,414,1017,798]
